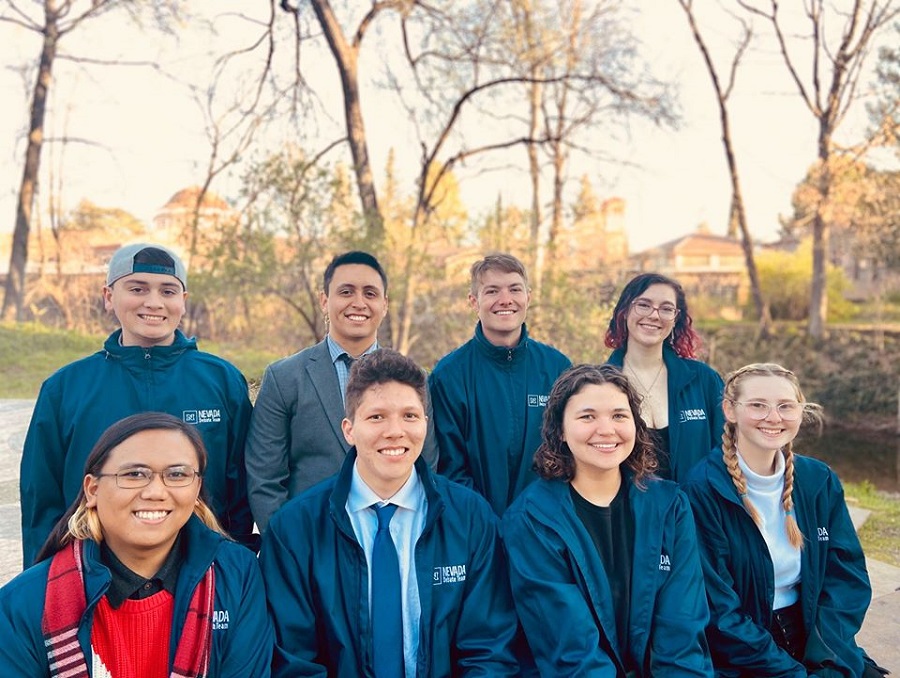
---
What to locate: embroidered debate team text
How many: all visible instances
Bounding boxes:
[527,394,550,408]
[183,408,222,424]
[433,564,467,585]
[678,408,708,423]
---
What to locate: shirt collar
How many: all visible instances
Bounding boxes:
[736,448,786,491]
[347,460,423,514]
[326,334,378,365]
[100,535,184,609]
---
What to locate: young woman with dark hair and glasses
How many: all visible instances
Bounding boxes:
[682,363,887,677]
[0,412,273,677]
[604,272,725,481]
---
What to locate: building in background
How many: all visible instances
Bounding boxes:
[628,225,748,320]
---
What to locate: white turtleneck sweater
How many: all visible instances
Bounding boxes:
[737,450,801,609]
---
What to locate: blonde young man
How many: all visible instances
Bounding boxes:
[429,253,571,515]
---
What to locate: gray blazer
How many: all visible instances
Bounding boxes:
[245,339,439,531]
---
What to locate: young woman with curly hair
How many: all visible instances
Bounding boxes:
[605,272,724,481]
[502,364,712,677]
[683,363,886,677]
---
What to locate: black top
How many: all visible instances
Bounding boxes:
[649,426,671,480]
[570,481,636,671]
[100,535,185,609]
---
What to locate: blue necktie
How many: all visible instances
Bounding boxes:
[371,503,404,678]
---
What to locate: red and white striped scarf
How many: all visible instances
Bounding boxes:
[42,540,215,678]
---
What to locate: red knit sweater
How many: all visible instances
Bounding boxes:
[91,592,173,678]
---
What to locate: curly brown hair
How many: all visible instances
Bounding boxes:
[533,364,658,486]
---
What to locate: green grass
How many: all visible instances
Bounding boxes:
[843,481,900,568]
[0,322,104,398]
[0,322,279,398]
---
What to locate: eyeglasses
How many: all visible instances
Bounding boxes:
[732,400,803,421]
[94,466,200,489]
[630,299,679,321]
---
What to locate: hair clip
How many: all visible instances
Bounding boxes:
[784,509,794,517]
[738,492,748,499]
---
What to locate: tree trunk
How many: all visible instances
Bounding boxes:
[676,0,771,336]
[3,0,59,321]
[527,77,542,288]
[309,0,384,244]
[721,116,772,337]
[808,131,831,339]
[546,139,565,274]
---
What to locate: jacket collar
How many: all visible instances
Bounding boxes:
[472,321,529,364]
[102,329,197,368]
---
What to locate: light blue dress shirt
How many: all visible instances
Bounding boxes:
[325,334,378,405]
[347,463,427,678]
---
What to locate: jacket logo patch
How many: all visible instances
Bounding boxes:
[213,609,230,630]
[678,408,707,423]
[817,527,829,542]
[183,409,221,424]
[527,394,549,407]
[659,554,671,571]
[433,564,467,585]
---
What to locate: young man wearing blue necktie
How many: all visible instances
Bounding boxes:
[259,349,519,677]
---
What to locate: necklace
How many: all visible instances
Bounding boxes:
[624,360,665,398]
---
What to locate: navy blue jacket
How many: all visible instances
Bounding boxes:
[501,476,713,677]
[20,329,254,564]
[607,344,724,481]
[0,516,273,676]
[259,451,520,677]
[683,451,875,677]
[429,322,571,514]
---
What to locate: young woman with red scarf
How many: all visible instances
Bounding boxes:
[0,412,272,677]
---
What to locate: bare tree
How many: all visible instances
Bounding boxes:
[279,0,385,242]
[182,2,299,272]
[676,0,772,336]
[274,0,671,352]
[501,0,673,309]
[1,0,182,320]
[740,0,899,338]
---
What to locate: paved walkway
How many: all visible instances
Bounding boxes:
[0,399,897,670]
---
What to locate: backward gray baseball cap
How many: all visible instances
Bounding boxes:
[106,243,187,290]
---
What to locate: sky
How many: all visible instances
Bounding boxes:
[0,1,886,255]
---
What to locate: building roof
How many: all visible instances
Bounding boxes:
[637,231,743,257]
[161,186,231,212]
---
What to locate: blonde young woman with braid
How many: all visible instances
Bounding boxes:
[683,363,887,678]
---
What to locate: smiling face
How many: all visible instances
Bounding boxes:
[341,380,426,499]
[103,273,187,347]
[625,283,677,351]
[725,374,802,461]
[563,382,636,482]
[468,268,531,347]
[84,428,201,575]
[321,263,388,355]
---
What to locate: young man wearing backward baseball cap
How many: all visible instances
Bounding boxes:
[19,243,256,566]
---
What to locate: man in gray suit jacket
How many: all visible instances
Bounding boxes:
[246,251,439,531]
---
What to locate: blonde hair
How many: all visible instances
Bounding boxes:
[722,363,824,550]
